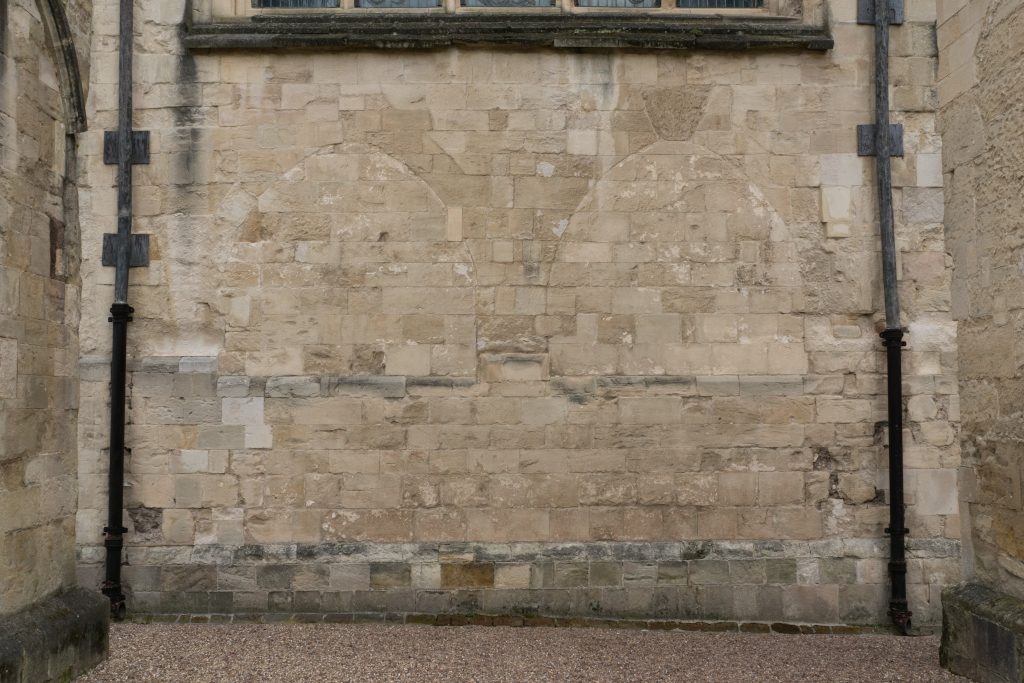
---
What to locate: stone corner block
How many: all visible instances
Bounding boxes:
[0,587,109,683]
[941,582,1024,683]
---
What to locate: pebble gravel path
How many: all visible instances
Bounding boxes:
[79,624,967,682]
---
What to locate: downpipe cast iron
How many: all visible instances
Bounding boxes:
[103,0,136,621]
[883,327,910,634]
[867,0,912,634]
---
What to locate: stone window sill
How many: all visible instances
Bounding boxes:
[184,13,834,51]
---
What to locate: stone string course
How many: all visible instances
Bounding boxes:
[183,15,836,52]
[129,614,895,636]
[93,539,958,624]
[83,526,960,625]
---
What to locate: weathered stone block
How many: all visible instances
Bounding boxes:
[330,564,371,591]
[782,586,839,623]
[370,563,412,590]
[554,563,589,588]
[691,561,731,586]
[0,589,108,683]
[441,563,495,589]
[942,583,1024,683]
[491,564,529,589]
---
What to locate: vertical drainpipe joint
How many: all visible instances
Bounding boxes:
[108,303,134,322]
[880,327,912,634]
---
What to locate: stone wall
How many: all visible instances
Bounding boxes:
[1,0,86,618]
[0,0,108,681]
[938,0,1024,679]
[938,0,1024,604]
[76,0,961,627]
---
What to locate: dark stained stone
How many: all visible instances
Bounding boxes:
[185,14,834,52]
[441,563,496,588]
[370,563,412,589]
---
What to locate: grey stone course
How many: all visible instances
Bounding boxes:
[105,540,961,629]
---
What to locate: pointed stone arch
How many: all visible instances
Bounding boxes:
[35,0,87,132]
[542,140,807,378]
[210,141,479,378]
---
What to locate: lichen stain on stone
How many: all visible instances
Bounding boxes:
[994,510,1024,563]
[778,0,802,17]
[127,506,163,542]
[642,86,713,142]
[175,0,204,194]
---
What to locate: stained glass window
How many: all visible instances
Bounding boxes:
[252,0,340,7]
[678,0,763,7]
[250,0,765,9]
[355,0,442,7]
[576,0,659,7]
[463,0,556,7]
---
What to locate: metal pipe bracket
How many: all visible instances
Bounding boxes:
[857,0,904,25]
[103,130,151,165]
[101,233,150,268]
[857,124,905,157]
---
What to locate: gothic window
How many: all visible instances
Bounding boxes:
[575,0,660,7]
[252,0,341,6]
[355,0,442,7]
[462,0,556,7]
[677,0,763,7]
[250,0,765,8]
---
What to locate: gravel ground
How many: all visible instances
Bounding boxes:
[79,624,966,683]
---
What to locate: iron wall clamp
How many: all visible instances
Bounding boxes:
[101,130,151,268]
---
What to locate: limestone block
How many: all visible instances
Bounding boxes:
[197,425,246,450]
[329,564,371,591]
[265,377,320,398]
[907,395,939,422]
[210,508,245,545]
[245,349,303,377]
[916,153,943,187]
[386,345,431,376]
[757,472,805,506]
[162,509,195,544]
[618,397,680,425]
[180,357,218,374]
[903,187,945,223]
[412,563,441,589]
[838,472,877,505]
[174,475,240,509]
[816,398,872,423]
[782,585,839,622]
[718,473,756,506]
[820,186,852,222]
[217,376,250,397]
[246,509,321,544]
[222,397,265,426]
[245,424,274,450]
[825,221,851,238]
[487,563,527,589]
[914,469,959,515]
[0,339,17,400]
[176,450,210,474]
[820,154,864,186]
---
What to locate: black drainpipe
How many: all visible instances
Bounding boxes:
[867,0,911,634]
[102,0,136,621]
